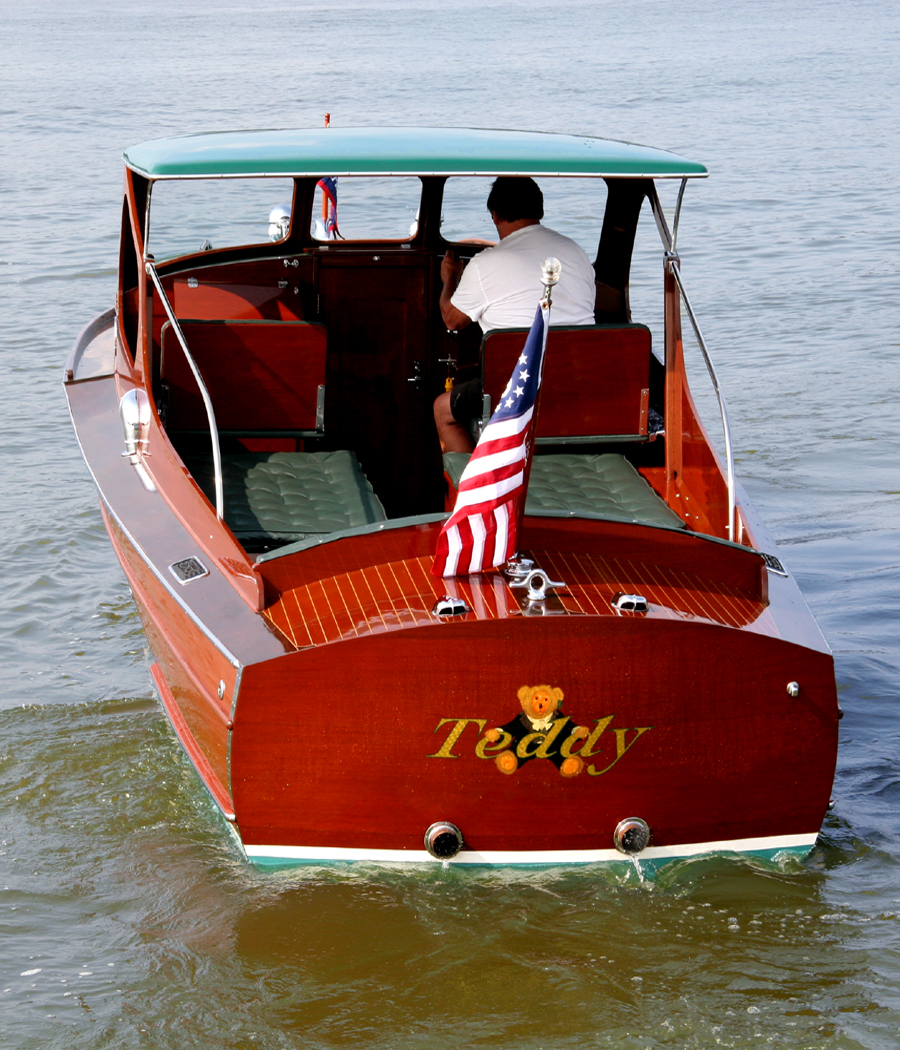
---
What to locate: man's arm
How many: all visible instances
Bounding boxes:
[440,250,472,331]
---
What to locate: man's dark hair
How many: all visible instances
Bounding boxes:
[486,177,544,223]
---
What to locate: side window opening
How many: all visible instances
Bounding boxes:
[311,177,423,241]
[439,176,607,260]
[147,178,296,259]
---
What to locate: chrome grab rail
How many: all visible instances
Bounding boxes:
[666,252,736,541]
[144,259,224,519]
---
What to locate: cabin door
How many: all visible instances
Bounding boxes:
[318,255,443,518]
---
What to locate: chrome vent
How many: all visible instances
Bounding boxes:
[169,557,209,585]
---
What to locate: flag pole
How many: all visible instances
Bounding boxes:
[508,257,561,571]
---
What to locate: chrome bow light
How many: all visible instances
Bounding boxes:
[424,822,463,860]
[120,388,150,461]
[119,389,156,492]
[541,256,562,294]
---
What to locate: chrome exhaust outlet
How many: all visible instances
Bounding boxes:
[614,817,651,855]
[424,822,463,860]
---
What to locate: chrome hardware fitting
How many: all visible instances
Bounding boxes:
[119,389,156,492]
[268,204,291,241]
[787,681,800,698]
[168,557,209,585]
[502,556,535,580]
[614,817,651,855]
[433,595,471,617]
[424,822,463,860]
[120,389,151,461]
[510,568,565,602]
[316,384,326,432]
[540,256,561,295]
[612,593,649,614]
[217,680,226,700]
[762,552,789,576]
[187,276,199,288]
[407,360,423,389]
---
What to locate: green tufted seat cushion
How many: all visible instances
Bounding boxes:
[185,450,387,543]
[443,451,685,530]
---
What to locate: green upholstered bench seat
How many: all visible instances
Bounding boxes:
[185,450,387,543]
[443,451,685,531]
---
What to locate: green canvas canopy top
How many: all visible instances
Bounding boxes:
[124,127,708,180]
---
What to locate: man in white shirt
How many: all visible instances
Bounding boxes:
[435,177,596,453]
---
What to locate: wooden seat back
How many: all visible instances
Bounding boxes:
[160,320,327,432]
[482,324,652,442]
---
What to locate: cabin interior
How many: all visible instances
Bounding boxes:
[117,172,733,559]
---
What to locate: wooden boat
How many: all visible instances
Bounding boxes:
[64,127,839,868]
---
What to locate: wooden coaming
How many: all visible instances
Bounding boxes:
[261,527,770,649]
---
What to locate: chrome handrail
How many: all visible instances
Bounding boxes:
[666,253,736,541]
[144,259,224,519]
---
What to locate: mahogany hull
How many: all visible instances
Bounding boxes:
[230,610,837,864]
[99,485,837,866]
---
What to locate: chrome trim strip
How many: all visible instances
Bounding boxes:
[243,832,818,866]
[227,663,242,807]
[229,664,243,723]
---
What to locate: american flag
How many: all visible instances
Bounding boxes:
[317,177,339,237]
[432,302,550,578]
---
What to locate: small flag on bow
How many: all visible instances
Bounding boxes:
[432,300,550,578]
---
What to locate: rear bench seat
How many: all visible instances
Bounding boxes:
[185,449,387,547]
[442,451,685,530]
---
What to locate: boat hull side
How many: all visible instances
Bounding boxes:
[103,505,237,816]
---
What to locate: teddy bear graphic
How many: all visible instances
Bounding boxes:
[482,684,590,777]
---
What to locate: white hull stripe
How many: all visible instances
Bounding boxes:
[244,832,818,866]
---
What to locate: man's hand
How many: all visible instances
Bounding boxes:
[439,250,471,331]
[441,250,465,290]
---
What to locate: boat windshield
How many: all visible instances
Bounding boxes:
[439,176,607,258]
